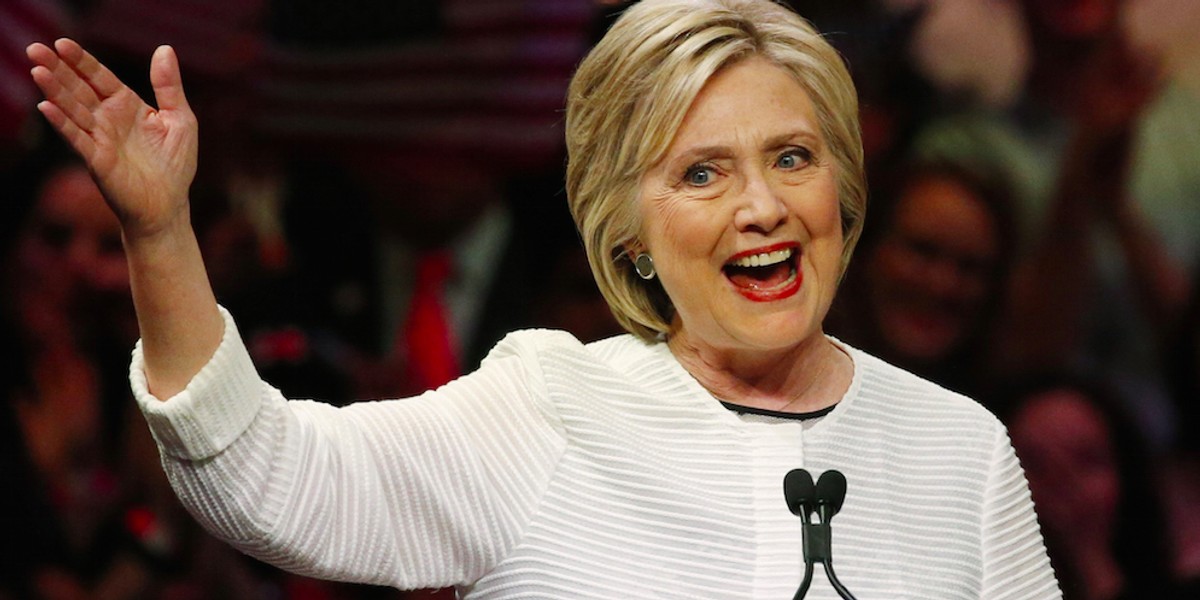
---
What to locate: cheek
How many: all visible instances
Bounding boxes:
[957,274,992,304]
[868,243,925,301]
[802,184,846,265]
[641,195,721,263]
[870,244,911,281]
[806,180,843,235]
[90,256,131,291]
[1080,464,1120,514]
[17,236,63,270]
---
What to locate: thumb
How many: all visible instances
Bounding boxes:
[150,45,191,113]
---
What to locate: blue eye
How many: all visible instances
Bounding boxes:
[685,165,715,186]
[777,149,810,170]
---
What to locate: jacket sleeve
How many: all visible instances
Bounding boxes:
[978,424,1063,599]
[131,307,568,590]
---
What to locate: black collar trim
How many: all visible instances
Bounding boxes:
[719,401,837,421]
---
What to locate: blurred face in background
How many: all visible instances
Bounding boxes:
[864,174,1000,362]
[9,165,122,466]
[1008,389,1120,550]
[15,164,128,320]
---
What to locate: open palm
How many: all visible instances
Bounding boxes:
[27,39,198,239]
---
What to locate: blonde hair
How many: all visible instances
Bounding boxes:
[565,0,866,341]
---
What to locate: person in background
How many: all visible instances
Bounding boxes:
[0,147,266,599]
[25,0,1059,596]
[828,159,1017,397]
[0,148,134,598]
[994,374,1182,600]
[917,0,1199,444]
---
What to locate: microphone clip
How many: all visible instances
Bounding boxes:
[802,521,832,564]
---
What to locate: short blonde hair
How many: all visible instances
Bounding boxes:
[565,0,867,341]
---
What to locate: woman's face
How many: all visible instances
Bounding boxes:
[865,175,999,362]
[637,57,844,356]
[17,166,128,301]
[1008,389,1120,548]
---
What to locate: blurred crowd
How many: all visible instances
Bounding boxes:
[2,1,1198,599]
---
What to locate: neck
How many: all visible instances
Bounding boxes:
[668,332,852,414]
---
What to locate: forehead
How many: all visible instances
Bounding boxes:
[665,57,820,153]
[1012,389,1113,446]
[35,167,117,229]
[891,176,999,251]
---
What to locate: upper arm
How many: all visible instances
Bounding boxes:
[978,425,1062,599]
[156,337,568,589]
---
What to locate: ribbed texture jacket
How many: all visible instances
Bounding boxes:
[131,308,1060,599]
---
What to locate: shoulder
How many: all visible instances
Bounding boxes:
[480,329,705,409]
[824,342,1014,494]
[913,103,1056,175]
[914,108,1016,152]
[481,329,664,387]
[1149,79,1200,115]
[839,341,1003,437]
[1141,80,1200,152]
[483,329,654,364]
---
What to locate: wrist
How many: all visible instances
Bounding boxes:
[121,210,195,251]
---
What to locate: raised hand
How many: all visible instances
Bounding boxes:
[27,39,198,241]
[27,39,221,399]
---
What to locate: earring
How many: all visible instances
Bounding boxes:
[634,253,656,280]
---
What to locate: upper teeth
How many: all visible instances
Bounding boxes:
[732,248,793,268]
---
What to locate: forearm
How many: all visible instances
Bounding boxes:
[124,215,223,400]
[1110,202,1192,333]
[992,174,1094,371]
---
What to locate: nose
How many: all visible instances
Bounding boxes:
[924,255,989,303]
[733,169,788,234]
[924,259,963,296]
[65,235,98,276]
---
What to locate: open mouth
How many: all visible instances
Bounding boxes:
[722,244,801,301]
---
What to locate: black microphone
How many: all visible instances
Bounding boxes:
[782,469,817,599]
[814,469,846,523]
[782,468,858,600]
[783,469,816,521]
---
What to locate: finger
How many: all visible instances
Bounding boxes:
[150,45,192,114]
[30,65,98,132]
[37,101,98,160]
[53,38,124,99]
[26,42,60,69]
[42,40,105,112]
[30,41,104,116]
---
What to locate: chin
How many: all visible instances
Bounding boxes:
[731,312,823,351]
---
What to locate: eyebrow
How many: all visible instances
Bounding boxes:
[761,129,822,150]
[667,128,823,165]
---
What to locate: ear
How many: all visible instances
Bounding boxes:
[621,239,646,261]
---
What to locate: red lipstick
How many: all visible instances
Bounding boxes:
[723,242,802,302]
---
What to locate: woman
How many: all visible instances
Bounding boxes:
[828,160,1017,397]
[26,0,1059,597]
